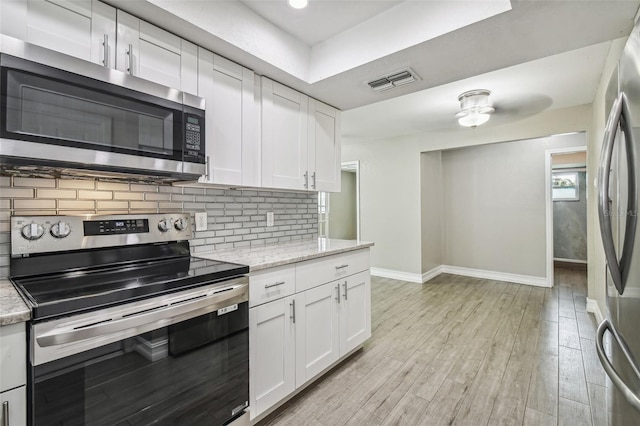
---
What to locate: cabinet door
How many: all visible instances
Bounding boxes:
[0,323,26,393]
[261,77,308,190]
[308,98,341,192]
[90,0,117,68]
[116,10,181,90]
[198,49,256,186]
[249,297,295,420]
[1,0,116,67]
[0,386,26,426]
[295,283,339,387]
[339,271,371,355]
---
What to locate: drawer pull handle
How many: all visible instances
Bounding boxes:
[265,281,286,289]
[2,401,8,426]
[335,264,349,270]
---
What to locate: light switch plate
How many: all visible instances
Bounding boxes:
[195,212,207,231]
[266,212,274,227]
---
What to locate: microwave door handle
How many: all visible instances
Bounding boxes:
[619,94,638,290]
[596,319,640,411]
[598,93,625,294]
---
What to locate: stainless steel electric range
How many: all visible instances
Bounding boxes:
[9,213,249,426]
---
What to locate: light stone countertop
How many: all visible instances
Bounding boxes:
[0,279,30,326]
[195,238,374,272]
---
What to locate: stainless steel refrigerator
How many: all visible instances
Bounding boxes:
[597,18,640,426]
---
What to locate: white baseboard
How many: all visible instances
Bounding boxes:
[586,298,604,324]
[422,266,443,283]
[370,267,424,283]
[554,257,588,264]
[440,265,550,287]
[371,264,548,287]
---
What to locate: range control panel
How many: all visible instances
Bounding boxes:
[11,213,192,256]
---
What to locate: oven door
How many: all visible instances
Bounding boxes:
[28,278,249,426]
[0,50,205,178]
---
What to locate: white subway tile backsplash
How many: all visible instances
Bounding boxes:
[3,188,35,198]
[97,201,129,210]
[58,179,95,189]
[0,175,317,279]
[97,182,130,191]
[78,190,112,200]
[37,189,77,199]
[58,200,95,210]
[13,177,56,188]
[130,201,158,210]
[144,193,171,201]
[14,199,56,209]
[114,192,144,200]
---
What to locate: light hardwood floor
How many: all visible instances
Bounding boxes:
[259,268,608,426]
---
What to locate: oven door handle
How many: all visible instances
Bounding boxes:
[36,282,248,347]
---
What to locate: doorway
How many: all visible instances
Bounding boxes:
[319,161,360,240]
[545,147,588,286]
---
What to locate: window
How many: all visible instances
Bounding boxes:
[318,192,329,237]
[552,172,579,201]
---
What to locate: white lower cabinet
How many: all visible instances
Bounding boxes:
[0,386,26,426]
[339,271,371,355]
[0,322,27,426]
[249,296,296,417]
[248,249,371,421]
[294,282,340,387]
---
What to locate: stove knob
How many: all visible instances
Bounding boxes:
[174,217,188,231]
[158,219,170,232]
[21,223,45,240]
[50,221,71,238]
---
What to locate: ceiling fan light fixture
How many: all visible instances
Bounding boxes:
[455,89,495,128]
[288,0,308,9]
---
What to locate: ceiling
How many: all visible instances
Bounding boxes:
[239,0,403,46]
[110,0,640,142]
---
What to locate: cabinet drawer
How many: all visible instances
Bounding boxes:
[249,265,296,307]
[0,323,26,393]
[296,249,370,293]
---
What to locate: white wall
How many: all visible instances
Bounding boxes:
[441,133,585,279]
[343,104,592,279]
[329,171,357,240]
[420,151,442,274]
[342,138,422,275]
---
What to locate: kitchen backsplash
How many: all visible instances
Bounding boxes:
[0,175,318,279]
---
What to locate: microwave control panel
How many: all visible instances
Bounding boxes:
[185,114,203,158]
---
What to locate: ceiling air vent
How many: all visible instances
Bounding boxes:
[367,69,420,93]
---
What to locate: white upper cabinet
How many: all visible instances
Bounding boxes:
[261,77,309,191]
[261,77,341,192]
[198,48,259,186]
[116,10,197,94]
[1,0,116,67]
[308,99,341,192]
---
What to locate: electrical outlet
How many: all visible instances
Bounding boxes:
[266,212,274,227]
[195,212,207,231]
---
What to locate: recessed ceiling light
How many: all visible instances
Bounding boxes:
[288,0,308,9]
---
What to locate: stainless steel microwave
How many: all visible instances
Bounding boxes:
[0,36,205,181]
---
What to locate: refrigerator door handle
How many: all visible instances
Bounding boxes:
[597,319,640,412]
[598,92,637,295]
